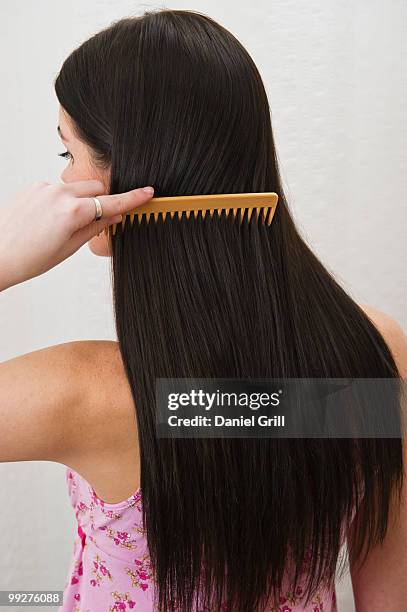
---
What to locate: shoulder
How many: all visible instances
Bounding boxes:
[0,338,123,380]
[71,339,136,437]
[52,339,137,459]
[0,339,135,464]
[358,303,407,377]
[66,339,128,390]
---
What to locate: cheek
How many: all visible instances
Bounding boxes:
[61,165,90,185]
[61,156,104,185]
[88,232,112,256]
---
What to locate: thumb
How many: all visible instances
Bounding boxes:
[69,214,122,252]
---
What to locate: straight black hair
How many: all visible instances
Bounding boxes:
[55,9,404,611]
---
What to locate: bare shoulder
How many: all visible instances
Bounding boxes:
[359,302,404,335]
[0,340,89,463]
[68,339,131,401]
[0,339,140,503]
[0,339,136,463]
[359,303,407,377]
[61,340,140,502]
[60,339,138,457]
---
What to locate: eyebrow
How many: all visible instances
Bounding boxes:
[57,125,69,142]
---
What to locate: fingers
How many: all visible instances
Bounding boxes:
[72,186,155,229]
[63,179,107,198]
[91,186,155,218]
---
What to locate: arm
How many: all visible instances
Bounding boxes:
[0,182,153,458]
[350,305,407,610]
[0,339,136,465]
[0,182,151,470]
[0,338,140,507]
[0,341,88,463]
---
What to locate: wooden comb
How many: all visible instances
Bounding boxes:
[106,192,278,236]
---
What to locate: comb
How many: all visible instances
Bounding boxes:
[106,192,278,236]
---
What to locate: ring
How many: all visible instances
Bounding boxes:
[92,197,103,221]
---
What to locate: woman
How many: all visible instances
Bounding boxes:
[1,8,406,612]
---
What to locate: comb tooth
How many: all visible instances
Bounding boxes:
[209,209,214,218]
[177,211,183,220]
[154,211,160,222]
[170,211,176,219]
[202,210,207,219]
[137,213,142,226]
[186,210,191,219]
[256,207,262,220]
[247,208,254,222]
[193,209,199,219]
[233,208,238,220]
[129,213,135,226]
[263,207,269,224]
[162,211,168,222]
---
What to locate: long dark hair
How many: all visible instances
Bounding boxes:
[55,9,404,611]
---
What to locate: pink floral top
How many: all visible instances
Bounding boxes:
[60,467,338,611]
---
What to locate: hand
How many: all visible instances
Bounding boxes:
[0,180,154,290]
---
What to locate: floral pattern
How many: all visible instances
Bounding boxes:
[126,553,153,592]
[90,553,113,587]
[59,467,338,611]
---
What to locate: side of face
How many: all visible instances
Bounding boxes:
[58,106,111,256]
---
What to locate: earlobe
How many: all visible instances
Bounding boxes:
[87,234,111,257]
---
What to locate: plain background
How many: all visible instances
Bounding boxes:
[0,1,406,611]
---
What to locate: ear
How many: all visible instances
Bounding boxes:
[87,233,111,257]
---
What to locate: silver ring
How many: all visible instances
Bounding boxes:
[93,197,103,221]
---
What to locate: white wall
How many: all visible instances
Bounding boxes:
[0,1,405,611]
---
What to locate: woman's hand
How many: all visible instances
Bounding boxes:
[0,180,154,291]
